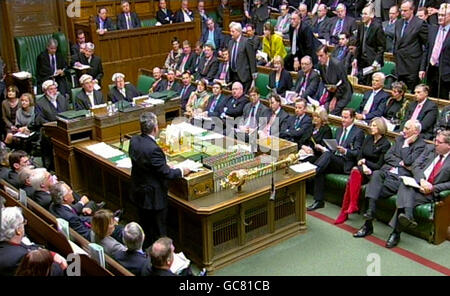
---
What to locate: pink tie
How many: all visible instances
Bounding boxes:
[430,28,447,66]
[411,103,423,121]
[181,55,189,70]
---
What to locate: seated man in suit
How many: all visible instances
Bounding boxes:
[280,98,313,147]
[258,94,290,139]
[311,4,331,40]
[73,42,104,87]
[113,222,151,276]
[96,7,115,35]
[108,73,142,103]
[148,237,177,276]
[149,67,167,93]
[75,74,105,111]
[236,87,270,143]
[353,119,427,239]
[355,72,390,123]
[292,56,320,100]
[165,70,181,92]
[385,130,450,248]
[117,0,141,30]
[5,150,30,188]
[401,84,438,140]
[221,82,250,121]
[29,167,56,210]
[70,30,86,57]
[202,82,228,122]
[326,3,357,45]
[213,48,231,86]
[174,0,194,23]
[316,44,353,115]
[195,44,219,84]
[36,38,69,96]
[308,108,365,211]
[201,18,224,52]
[156,0,174,25]
[179,72,196,112]
[176,40,196,76]
[331,33,350,62]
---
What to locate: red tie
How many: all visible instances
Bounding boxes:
[428,156,444,184]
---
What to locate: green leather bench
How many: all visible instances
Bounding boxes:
[15,32,69,84]
[346,92,364,111]
[207,11,219,23]
[137,74,155,94]
[141,18,158,27]
[255,72,270,98]
[322,126,450,244]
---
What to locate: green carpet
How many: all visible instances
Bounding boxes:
[210,196,450,276]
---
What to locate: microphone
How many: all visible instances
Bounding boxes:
[118,99,124,150]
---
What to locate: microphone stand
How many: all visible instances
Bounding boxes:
[119,99,124,151]
[269,132,276,201]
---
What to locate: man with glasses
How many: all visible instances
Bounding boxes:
[292,55,320,100]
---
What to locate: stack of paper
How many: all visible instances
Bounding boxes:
[290,162,317,173]
[13,71,32,79]
[170,252,191,275]
[116,157,132,169]
[145,98,165,105]
[173,159,203,172]
[86,142,124,159]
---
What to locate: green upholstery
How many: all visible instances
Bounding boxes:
[14,32,69,83]
[255,73,270,98]
[71,87,82,101]
[269,18,277,28]
[381,61,395,76]
[137,75,155,94]
[231,9,243,16]
[285,47,291,54]
[346,92,364,110]
[330,125,338,138]
[207,11,218,23]
[141,18,158,27]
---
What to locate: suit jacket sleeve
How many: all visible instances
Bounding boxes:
[402,139,426,167]
[150,147,182,180]
[346,128,365,160]
[245,39,257,76]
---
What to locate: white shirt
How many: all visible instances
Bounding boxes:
[363,89,381,115]
[86,91,95,107]
[183,10,192,22]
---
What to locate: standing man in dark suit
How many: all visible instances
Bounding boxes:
[73,42,104,87]
[35,80,70,170]
[353,119,426,239]
[316,45,353,115]
[280,98,313,147]
[286,10,321,70]
[228,22,257,93]
[326,3,357,45]
[156,0,174,25]
[402,84,438,140]
[382,5,400,53]
[386,130,450,248]
[356,6,386,84]
[117,1,141,30]
[96,7,115,34]
[36,38,69,96]
[308,108,365,211]
[245,23,262,56]
[293,56,320,100]
[420,5,450,99]
[393,0,428,91]
[108,73,142,103]
[195,44,219,84]
[129,112,190,247]
[75,74,105,111]
[382,0,400,21]
[355,72,390,122]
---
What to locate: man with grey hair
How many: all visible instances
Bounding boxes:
[355,72,390,122]
[29,168,54,209]
[129,112,190,248]
[113,222,151,276]
[0,206,67,275]
[353,119,426,240]
[148,237,176,276]
[36,38,69,96]
[327,3,357,44]
[228,22,257,93]
[73,42,104,87]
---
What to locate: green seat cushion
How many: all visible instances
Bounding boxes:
[330,125,338,138]
[231,9,242,16]
[141,18,158,27]
[71,87,82,101]
[255,73,270,98]
[269,19,277,28]
[346,93,364,110]
[381,61,395,76]
[207,11,218,23]
[325,174,349,191]
[137,75,155,94]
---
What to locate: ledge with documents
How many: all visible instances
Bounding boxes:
[70,121,315,272]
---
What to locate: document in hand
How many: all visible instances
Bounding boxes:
[400,176,421,189]
[323,139,339,151]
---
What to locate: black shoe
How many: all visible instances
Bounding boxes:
[363,211,374,221]
[307,200,325,211]
[96,201,106,210]
[114,209,124,220]
[398,213,418,229]
[385,232,400,248]
[353,224,373,238]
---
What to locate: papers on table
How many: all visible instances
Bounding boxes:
[145,98,165,105]
[173,159,203,172]
[13,71,32,80]
[86,142,124,159]
[290,162,317,173]
[401,176,421,189]
[323,139,338,151]
[116,157,132,169]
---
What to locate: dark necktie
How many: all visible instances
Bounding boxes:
[51,55,56,73]
[231,41,238,71]
[294,116,301,129]
[339,128,348,145]
[362,26,369,54]
[181,86,187,98]
[401,21,409,38]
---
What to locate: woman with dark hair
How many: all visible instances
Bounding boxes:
[164,37,183,71]
[15,249,54,276]
[4,93,35,148]
[383,81,409,128]
[2,85,20,135]
[334,117,391,224]
[268,55,293,97]
[185,79,210,118]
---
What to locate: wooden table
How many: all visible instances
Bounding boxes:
[73,140,314,272]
